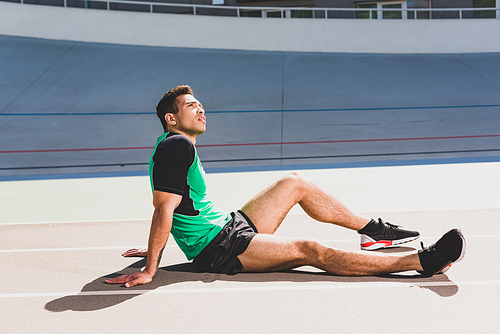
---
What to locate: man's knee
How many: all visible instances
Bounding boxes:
[294,238,324,261]
[284,171,304,181]
[280,171,310,189]
[293,239,339,271]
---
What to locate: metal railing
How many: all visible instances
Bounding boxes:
[10,0,500,19]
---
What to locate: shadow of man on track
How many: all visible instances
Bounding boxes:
[45,253,459,312]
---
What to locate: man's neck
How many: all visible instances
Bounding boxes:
[168,129,197,145]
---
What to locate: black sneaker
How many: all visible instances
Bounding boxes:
[358,218,420,250]
[418,229,466,276]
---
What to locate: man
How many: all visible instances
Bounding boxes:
[106,85,466,288]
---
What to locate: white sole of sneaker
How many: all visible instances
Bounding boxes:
[438,229,467,274]
[360,234,420,250]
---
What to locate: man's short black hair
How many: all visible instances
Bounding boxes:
[156,85,194,132]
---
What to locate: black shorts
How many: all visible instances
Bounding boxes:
[193,210,258,275]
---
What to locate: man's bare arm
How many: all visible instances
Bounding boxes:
[106,191,181,287]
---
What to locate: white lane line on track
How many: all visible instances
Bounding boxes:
[0,245,177,253]
[1,234,498,253]
[0,218,151,226]
[2,280,500,299]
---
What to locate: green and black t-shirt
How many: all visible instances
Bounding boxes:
[149,132,231,260]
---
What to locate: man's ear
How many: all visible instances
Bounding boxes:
[165,113,176,126]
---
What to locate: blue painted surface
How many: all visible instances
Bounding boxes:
[1,35,499,179]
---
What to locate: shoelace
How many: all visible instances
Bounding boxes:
[385,222,402,230]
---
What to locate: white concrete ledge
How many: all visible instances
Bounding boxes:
[1,162,499,224]
[1,2,499,53]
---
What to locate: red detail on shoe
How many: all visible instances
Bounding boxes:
[361,240,394,248]
[439,263,453,273]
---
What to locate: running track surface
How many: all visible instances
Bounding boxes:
[1,164,500,333]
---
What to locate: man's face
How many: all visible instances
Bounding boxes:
[170,94,206,137]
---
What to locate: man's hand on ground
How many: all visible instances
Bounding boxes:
[105,271,153,287]
[122,248,148,257]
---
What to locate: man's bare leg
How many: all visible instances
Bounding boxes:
[241,172,370,234]
[238,234,423,275]
[125,172,372,259]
